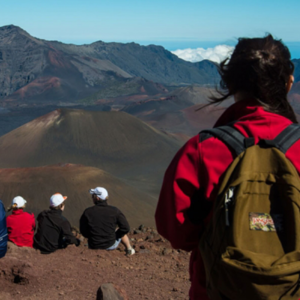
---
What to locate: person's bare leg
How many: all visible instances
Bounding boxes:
[121,234,132,250]
[121,235,135,255]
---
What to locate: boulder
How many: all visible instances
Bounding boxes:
[96,283,124,300]
[138,224,145,230]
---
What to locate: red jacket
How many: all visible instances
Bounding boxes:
[6,209,36,248]
[155,100,300,300]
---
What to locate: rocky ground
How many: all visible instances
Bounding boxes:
[0,226,190,300]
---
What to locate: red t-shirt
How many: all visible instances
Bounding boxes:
[155,100,300,300]
[6,209,36,248]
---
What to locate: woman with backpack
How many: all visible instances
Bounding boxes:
[155,34,299,300]
[6,196,36,248]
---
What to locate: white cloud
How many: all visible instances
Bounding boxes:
[172,45,234,64]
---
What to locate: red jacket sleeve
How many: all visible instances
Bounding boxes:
[155,135,203,251]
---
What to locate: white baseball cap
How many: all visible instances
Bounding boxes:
[50,193,67,207]
[89,187,108,200]
[12,196,27,208]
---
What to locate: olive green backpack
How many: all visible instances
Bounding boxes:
[199,124,300,300]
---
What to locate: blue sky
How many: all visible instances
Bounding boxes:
[2,0,300,58]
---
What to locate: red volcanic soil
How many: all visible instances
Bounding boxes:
[0,229,190,300]
[48,49,72,69]
[7,77,62,100]
[0,109,181,197]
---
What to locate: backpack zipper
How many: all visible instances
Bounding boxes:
[225,187,235,226]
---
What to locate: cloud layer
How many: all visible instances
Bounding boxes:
[172,45,234,64]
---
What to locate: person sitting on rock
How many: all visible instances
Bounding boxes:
[6,196,35,248]
[34,193,80,254]
[80,187,135,255]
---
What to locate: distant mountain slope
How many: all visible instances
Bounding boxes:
[0,105,111,137]
[122,86,231,137]
[288,59,300,112]
[0,25,219,104]
[0,109,181,196]
[0,164,155,227]
[122,86,214,117]
[0,25,132,103]
[79,77,168,105]
[52,39,219,86]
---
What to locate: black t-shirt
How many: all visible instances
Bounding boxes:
[80,201,130,249]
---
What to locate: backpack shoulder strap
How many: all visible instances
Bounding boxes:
[273,124,300,154]
[259,124,300,154]
[200,125,248,156]
[200,124,300,155]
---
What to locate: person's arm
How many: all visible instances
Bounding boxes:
[155,135,203,252]
[61,219,79,246]
[115,210,130,240]
[79,212,89,238]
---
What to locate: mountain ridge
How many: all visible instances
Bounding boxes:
[0,25,219,104]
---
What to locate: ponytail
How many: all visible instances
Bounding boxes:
[7,203,18,212]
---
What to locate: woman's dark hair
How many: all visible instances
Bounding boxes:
[211,34,297,123]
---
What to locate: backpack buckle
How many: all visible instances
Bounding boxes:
[244,137,255,148]
[258,139,277,148]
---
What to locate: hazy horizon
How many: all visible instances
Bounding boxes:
[3,24,300,62]
[2,0,300,59]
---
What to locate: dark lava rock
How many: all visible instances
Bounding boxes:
[97,283,124,300]
[155,237,166,243]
